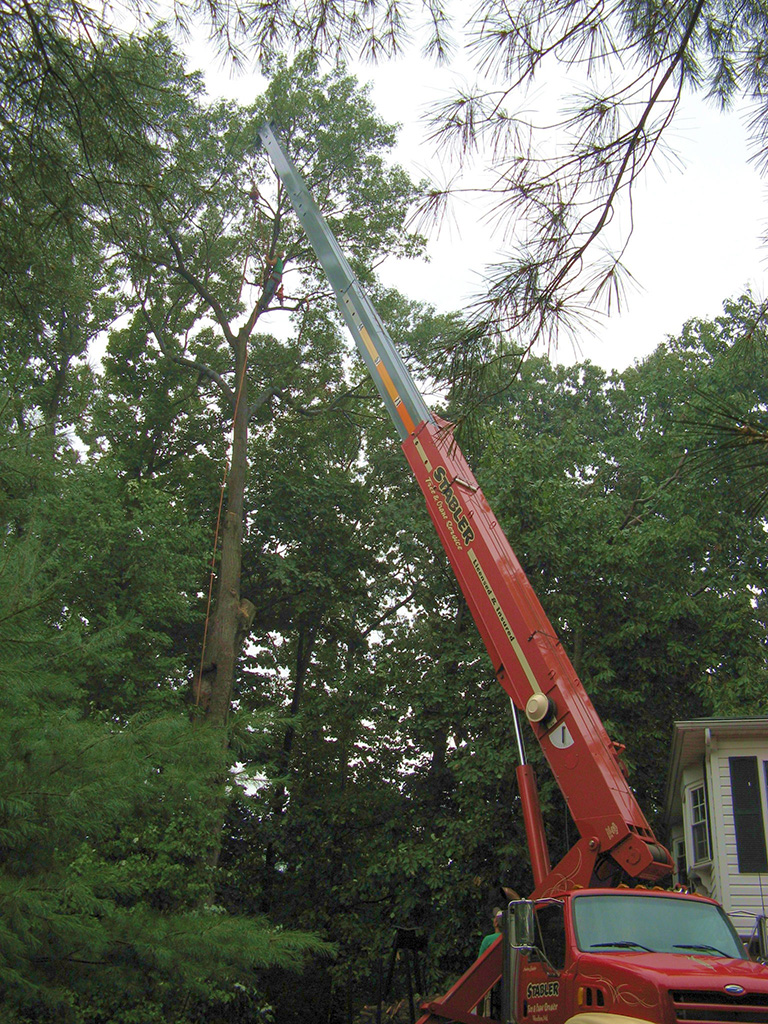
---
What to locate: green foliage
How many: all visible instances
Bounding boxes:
[0,566,329,1022]
[0,31,347,1018]
[471,296,768,812]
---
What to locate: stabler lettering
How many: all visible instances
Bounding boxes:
[526,982,560,999]
[432,466,476,546]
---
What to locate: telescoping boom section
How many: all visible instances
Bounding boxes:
[257,122,672,895]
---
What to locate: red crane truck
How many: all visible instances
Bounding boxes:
[257,122,768,1024]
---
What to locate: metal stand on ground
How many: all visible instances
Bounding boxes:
[377,927,427,1024]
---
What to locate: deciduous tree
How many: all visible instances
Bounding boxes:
[99,45,424,736]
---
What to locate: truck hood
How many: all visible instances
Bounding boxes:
[577,951,768,995]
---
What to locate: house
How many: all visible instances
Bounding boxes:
[664,717,768,948]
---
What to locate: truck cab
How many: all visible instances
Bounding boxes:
[508,889,768,1024]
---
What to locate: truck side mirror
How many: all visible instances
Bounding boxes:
[507,899,536,950]
[502,900,534,1024]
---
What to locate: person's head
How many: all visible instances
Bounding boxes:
[492,908,503,932]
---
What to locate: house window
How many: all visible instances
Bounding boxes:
[690,785,711,863]
[729,757,768,873]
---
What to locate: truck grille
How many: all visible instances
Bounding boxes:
[672,990,768,1024]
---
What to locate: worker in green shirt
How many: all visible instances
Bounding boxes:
[479,909,503,957]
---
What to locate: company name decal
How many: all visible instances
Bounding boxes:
[527,982,559,999]
[430,466,475,547]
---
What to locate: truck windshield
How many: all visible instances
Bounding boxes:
[572,895,746,958]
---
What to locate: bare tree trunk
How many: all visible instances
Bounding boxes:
[197,334,249,728]
[189,335,254,873]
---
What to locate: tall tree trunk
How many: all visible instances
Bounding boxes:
[197,335,249,728]
[191,335,253,874]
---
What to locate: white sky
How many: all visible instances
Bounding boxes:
[367,66,768,372]
[191,36,768,374]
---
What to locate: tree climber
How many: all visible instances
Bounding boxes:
[260,251,285,309]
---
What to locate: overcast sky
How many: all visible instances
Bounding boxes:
[192,36,768,374]
[364,59,768,372]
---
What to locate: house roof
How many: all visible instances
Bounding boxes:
[663,718,768,828]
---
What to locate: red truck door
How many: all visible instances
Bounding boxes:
[518,902,571,1024]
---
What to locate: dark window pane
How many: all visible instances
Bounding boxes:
[729,757,768,873]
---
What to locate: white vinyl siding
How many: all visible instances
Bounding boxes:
[709,735,768,932]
